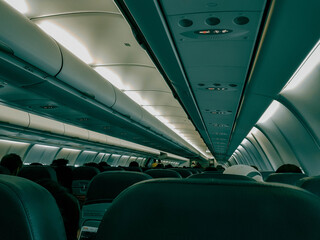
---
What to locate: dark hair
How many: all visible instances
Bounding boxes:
[0,153,22,175]
[51,159,69,167]
[205,166,218,172]
[276,164,302,173]
[30,162,43,166]
[129,161,139,167]
[37,179,80,240]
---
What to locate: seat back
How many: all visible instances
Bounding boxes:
[18,165,57,182]
[80,171,151,229]
[265,173,307,185]
[72,166,100,203]
[0,175,66,240]
[0,166,10,174]
[170,168,193,178]
[145,169,182,178]
[297,176,320,197]
[95,179,320,240]
[188,173,255,181]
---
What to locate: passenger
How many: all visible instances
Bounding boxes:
[84,162,103,172]
[205,166,218,172]
[165,164,173,168]
[51,158,69,166]
[99,161,110,168]
[51,159,73,193]
[129,161,139,167]
[276,164,302,173]
[37,179,80,240]
[224,164,263,181]
[0,153,22,175]
[216,165,225,172]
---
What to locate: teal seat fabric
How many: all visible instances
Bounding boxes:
[0,175,67,240]
[96,178,320,240]
[145,169,182,178]
[81,171,151,228]
[265,173,307,185]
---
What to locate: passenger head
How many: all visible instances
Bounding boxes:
[205,166,218,172]
[276,164,302,173]
[98,161,110,168]
[51,158,69,167]
[224,164,263,181]
[165,164,173,169]
[37,179,80,240]
[129,161,139,167]
[216,165,226,172]
[0,153,22,175]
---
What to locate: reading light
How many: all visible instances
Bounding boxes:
[37,21,93,64]
[40,105,58,109]
[4,0,28,14]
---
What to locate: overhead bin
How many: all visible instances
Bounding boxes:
[29,114,65,136]
[57,45,116,107]
[0,1,62,76]
[0,105,29,128]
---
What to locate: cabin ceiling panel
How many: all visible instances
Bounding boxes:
[25,0,120,18]
[32,14,152,66]
[125,91,179,106]
[188,66,247,86]
[147,106,187,117]
[160,0,266,15]
[177,41,254,68]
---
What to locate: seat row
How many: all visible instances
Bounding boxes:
[1,173,320,240]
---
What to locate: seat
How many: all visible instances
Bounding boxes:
[188,173,255,181]
[102,166,125,172]
[145,169,182,178]
[95,178,320,240]
[52,165,73,192]
[72,166,100,204]
[170,168,193,178]
[18,165,58,182]
[260,171,274,180]
[296,175,320,197]
[0,175,67,240]
[265,173,307,185]
[80,171,151,229]
[123,166,143,172]
[0,166,10,175]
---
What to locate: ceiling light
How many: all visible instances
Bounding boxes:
[4,0,28,14]
[37,21,93,64]
[143,106,160,116]
[95,67,127,90]
[211,123,230,127]
[35,144,59,149]
[124,91,149,106]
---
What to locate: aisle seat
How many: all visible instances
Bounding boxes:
[95,178,320,240]
[265,173,307,185]
[0,175,67,240]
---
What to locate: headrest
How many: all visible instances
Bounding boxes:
[85,171,151,204]
[124,166,143,172]
[72,166,100,180]
[170,168,193,178]
[18,165,57,182]
[188,173,255,181]
[145,169,182,178]
[0,166,10,174]
[265,173,307,185]
[224,165,263,181]
[0,175,66,240]
[96,179,320,240]
[296,176,320,197]
[102,166,125,172]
